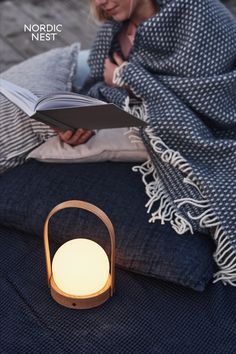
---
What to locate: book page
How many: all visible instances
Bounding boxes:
[0,79,37,116]
[35,92,106,111]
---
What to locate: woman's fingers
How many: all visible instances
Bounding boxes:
[76,130,95,144]
[62,129,84,145]
[66,129,85,145]
[58,130,74,142]
[58,129,94,146]
[113,52,124,66]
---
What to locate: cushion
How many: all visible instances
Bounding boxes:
[27,128,148,163]
[0,43,79,95]
[0,160,216,291]
[0,43,79,173]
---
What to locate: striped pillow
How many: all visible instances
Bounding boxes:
[0,43,79,174]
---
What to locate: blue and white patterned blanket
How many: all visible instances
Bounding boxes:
[87,0,236,285]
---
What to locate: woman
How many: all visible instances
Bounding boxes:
[60,0,159,145]
[79,0,236,286]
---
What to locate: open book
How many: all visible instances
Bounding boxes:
[0,79,147,131]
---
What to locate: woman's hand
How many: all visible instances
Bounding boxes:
[58,128,95,146]
[104,52,124,87]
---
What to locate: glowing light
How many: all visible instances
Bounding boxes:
[52,238,110,296]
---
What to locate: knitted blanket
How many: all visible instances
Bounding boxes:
[87,0,236,285]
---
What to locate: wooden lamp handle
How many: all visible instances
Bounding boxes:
[44,200,116,296]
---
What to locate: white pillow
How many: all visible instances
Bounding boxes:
[27,128,149,163]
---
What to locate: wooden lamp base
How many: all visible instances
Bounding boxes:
[50,275,112,309]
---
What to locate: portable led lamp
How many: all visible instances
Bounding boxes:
[44,200,115,309]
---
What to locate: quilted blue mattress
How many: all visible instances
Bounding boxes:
[1,225,236,353]
[0,160,236,353]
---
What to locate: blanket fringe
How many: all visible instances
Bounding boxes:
[123,97,146,143]
[123,97,197,234]
[132,160,194,234]
[213,225,236,286]
[174,197,220,228]
[176,197,236,286]
[119,76,236,286]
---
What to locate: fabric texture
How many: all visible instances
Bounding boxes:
[27,128,148,163]
[87,0,236,285]
[0,160,216,291]
[0,224,236,353]
[0,43,79,173]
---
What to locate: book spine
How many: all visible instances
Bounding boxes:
[32,111,76,132]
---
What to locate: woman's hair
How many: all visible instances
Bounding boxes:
[90,0,111,22]
[90,0,159,22]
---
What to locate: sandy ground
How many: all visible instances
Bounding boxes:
[0,0,235,72]
[0,0,99,72]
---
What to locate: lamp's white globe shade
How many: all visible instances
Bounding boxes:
[52,239,110,296]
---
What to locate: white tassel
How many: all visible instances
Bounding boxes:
[184,209,219,228]
[132,158,193,232]
[124,127,143,144]
[199,214,219,228]
[122,96,148,144]
[175,197,210,209]
[113,61,129,86]
[213,226,236,286]
[171,215,194,235]
[123,96,130,112]
[149,193,173,224]
[183,176,206,197]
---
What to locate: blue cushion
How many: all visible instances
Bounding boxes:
[1,43,79,96]
[0,160,215,291]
